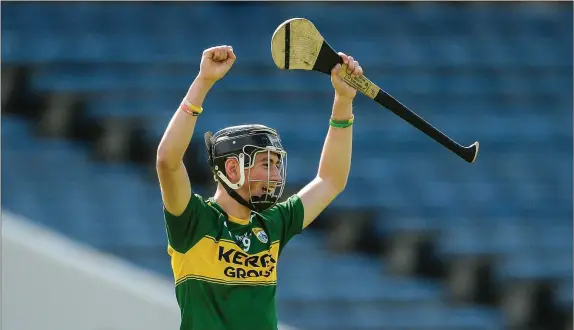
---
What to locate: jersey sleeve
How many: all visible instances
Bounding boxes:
[163,193,210,254]
[266,194,305,251]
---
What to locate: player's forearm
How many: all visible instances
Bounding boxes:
[157,77,215,169]
[316,95,354,192]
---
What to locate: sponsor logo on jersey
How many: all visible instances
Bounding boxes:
[252,227,268,243]
[218,246,276,279]
[170,236,280,286]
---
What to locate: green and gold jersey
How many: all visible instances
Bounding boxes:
[164,193,304,330]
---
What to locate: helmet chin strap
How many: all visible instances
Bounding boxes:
[220,179,274,213]
[222,184,255,211]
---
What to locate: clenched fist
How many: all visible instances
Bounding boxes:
[198,45,236,83]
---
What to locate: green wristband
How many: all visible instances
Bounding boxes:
[329,115,355,128]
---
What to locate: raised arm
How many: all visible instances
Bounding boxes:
[157,45,236,216]
[297,53,363,228]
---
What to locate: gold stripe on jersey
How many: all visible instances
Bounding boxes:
[175,274,277,287]
[168,236,280,286]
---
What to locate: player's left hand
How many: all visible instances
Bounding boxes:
[331,52,363,100]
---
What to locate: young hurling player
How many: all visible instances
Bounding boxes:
[156,45,363,330]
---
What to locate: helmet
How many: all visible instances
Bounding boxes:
[204,124,287,212]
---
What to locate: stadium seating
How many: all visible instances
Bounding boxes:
[2,2,571,329]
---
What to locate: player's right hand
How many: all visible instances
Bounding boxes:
[198,45,236,83]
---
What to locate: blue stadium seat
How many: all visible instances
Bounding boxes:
[496,251,572,281]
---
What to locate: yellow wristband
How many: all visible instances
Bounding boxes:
[181,100,203,116]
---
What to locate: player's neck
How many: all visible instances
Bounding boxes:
[213,186,251,221]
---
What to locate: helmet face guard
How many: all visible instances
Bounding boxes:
[205,125,288,212]
[245,148,287,211]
